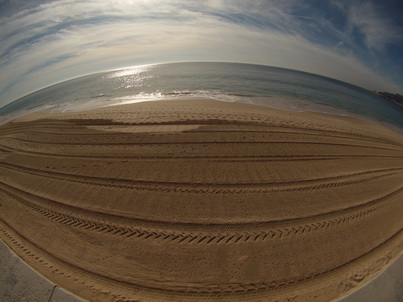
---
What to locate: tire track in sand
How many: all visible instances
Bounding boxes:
[2,136,402,153]
[1,141,402,161]
[1,161,402,194]
[1,181,401,245]
[1,101,402,301]
[0,218,402,296]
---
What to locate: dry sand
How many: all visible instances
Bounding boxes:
[0,98,402,301]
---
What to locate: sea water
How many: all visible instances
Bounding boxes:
[1,62,402,129]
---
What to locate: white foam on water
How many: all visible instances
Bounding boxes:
[2,90,402,133]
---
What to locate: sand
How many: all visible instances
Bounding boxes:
[0,98,402,302]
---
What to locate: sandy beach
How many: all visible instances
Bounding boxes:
[0,98,402,302]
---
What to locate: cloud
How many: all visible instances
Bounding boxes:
[332,1,403,52]
[0,0,402,107]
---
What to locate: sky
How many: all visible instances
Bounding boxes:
[1,0,403,108]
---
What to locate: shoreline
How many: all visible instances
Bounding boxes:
[1,99,402,301]
[2,95,403,133]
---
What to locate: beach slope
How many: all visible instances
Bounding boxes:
[0,99,402,301]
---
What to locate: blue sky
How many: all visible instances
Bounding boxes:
[0,0,402,108]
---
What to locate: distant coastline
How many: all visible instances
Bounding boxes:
[373,91,403,107]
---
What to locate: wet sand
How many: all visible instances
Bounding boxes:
[0,98,402,301]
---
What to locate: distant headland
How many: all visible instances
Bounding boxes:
[373,91,403,107]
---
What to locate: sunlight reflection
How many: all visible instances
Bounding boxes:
[107,64,154,78]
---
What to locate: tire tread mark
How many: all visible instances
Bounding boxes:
[1,142,402,162]
[2,118,402,147]
[0,220,128,301]
[1,161,402,194]
[0,183,401,245]
[2,126,400,148]
[0,118,400,146]
[3,136,402,153]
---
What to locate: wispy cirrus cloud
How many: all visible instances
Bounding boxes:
[0,0,402,107]
[342,2,403,52]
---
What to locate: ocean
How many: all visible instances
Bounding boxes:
[1,62,402,130]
